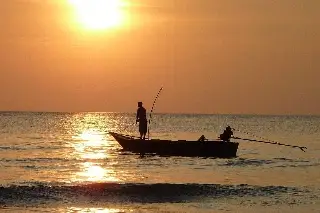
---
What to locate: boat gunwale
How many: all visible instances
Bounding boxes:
[109,132,239,145]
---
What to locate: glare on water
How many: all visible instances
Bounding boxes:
[67,114,121,183]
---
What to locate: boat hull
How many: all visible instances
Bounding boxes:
[109,132,239,158]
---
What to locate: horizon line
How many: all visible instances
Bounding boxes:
[0,110,319,117]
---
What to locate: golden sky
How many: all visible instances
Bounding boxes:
[0,0,319,114]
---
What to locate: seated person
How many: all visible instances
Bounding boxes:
[198,135,207,142]
[219,126,233,142]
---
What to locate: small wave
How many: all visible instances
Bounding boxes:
[220,157,317,168]
[0,145,60,151]
[0,146,27,151]
[0,183,302,206]
[275,162,320,168]
[220,158,274,167]
[273,158,310,163]
[0,157,105,164]
[272,158,318,168]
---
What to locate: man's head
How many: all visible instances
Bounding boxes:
[138,102,143,107]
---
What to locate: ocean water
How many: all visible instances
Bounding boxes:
[0,112,319,213]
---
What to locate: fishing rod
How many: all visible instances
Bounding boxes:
[232,136,307,152]
[148,87,163,139]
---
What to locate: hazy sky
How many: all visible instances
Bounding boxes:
[1,0,319,114]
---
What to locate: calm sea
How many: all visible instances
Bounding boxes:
[0,112,319,213]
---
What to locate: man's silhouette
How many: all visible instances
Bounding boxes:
[136,102,148,139]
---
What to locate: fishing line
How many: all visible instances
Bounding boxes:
[232,128,280,144]
[148,87,163,139]
[232,128,307,152]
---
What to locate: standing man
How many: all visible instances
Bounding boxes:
[136,102,148,140]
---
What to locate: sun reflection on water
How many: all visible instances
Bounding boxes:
[69,114,120,183]
[72,129,108,159]
[76,162,119,182]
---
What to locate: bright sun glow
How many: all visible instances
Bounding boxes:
[69,0,125,30]
[76,162,119,182]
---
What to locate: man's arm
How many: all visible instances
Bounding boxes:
[136,108,139,123]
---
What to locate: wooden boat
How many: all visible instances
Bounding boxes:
[109,132,239,158]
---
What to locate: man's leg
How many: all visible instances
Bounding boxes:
[143,132,146,140]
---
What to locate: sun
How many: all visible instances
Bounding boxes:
[69,0,125,30]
